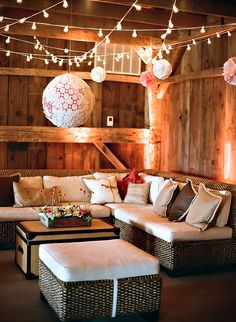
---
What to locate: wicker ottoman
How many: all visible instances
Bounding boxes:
[39,239,162,321]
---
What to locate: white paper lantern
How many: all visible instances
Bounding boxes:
[91,66,106,83]
[42,73,94,128]
[153,59,172,80]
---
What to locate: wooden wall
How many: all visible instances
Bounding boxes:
[160,29,236,182]
[0,36,146,170]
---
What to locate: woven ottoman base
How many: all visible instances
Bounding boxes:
[39,240,162,321]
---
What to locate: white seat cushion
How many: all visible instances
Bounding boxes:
[39,239,160,282]
[113,206,233,242]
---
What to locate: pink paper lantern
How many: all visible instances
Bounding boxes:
[42,73,95,128]
[223,57,236,85]
[140,71,156,87]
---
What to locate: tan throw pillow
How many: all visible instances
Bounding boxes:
[154,179,179,217]
[19,176,43,189]
[124,182,150,205]
[83,175,122,204]
[13,181,59,207]
[185,183,222,231]
[208,189,232,227]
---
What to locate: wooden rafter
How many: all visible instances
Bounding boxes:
[94,141,127,169]
[0,126,152,144]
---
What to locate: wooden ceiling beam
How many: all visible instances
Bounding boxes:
[0,0,206,27]
[91,0,236,18]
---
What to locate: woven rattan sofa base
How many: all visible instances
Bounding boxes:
[114,218,236,274]
[39,260,162,321]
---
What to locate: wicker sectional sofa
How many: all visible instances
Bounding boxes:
[0,169,236,274]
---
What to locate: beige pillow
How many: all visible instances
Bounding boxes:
[43,175,93,202]
[124,182,150,205]
[185,183,222,231]
[13,181,59,207]
[83,175,122,204]
[93,172,128,181]
[208,189,232,227]
[154,179,179,217]
[19,176,43,189]
[139,173,165,204]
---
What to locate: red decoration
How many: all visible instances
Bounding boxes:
[117,168,144,200]
[223,57,236,85]
[140,71,156,87]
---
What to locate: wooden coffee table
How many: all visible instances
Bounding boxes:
[15,219,120,279]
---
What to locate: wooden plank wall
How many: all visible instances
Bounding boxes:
[160,27,236,182]
[0,36,145,169]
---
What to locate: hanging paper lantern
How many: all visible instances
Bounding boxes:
[223,57,236,85]
[42,73,94,128]
[153,59,172,80]
[140,71,156,87]
[91,66,106,83]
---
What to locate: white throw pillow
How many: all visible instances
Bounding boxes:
[139,173,165,204]
[83,175,122,204]
[185,183,222,231]
[93,172,128,181]
[154,179,179,217]
[43,175,93,202]
[124,182,150,205]
[208,189,232,227]
[19,176,43,189]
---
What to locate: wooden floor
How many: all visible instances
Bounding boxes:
[0,249,235,322]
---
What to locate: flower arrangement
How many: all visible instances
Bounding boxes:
[39,204,92,228]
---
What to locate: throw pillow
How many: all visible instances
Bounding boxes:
[124,182,150,205]
[13,181,59,207]
[83,175,122,204]
[139,173,165,204]
[19,176,43,189]
[169,180,197,221]
[208,189,232,227]
[93,171,128,181]
[43,175,93,202]
[154,179,179,217]
[117,168,144,200]
[0,173,20,206]
[185,183,222,231]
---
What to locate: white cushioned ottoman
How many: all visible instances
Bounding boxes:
[39,239,162,321]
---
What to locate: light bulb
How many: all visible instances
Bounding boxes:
[97,56,101,62]
[173,4,179,13]
[59,59,63,66]
[29,54,33,60]
[115,57,119,62]
[68,60,73,66]
[26,56,31,62]
[105,35,110,43]
[63,0,68,8]
[192,39,196,45]
[5,37,10,44]
[165,49,170,55]
[207,38,211,45]
[19,17,26,23]
[34,43,39,49]
[167,28,172,35]
[98,28,103,37]
[168,20,174,28]
[161,33,166,40]
[133,4,141,11]
[32,22,37,30]
[17,0,23,3]
[64,48,69,53]
[126,53,130,59]
[167,44,172,50]
[88,61,92,66]
[132,29,137,38]
[0,16,3,22]
[216,32,220,38]
[158,51,163,59]
[45,50,50,55]
[76,62,80,67]
[6,50,10,56]
[89,52,93,58]
[64,25,69,33]
[187,44,191,51]
[44,59,49,65]
[102,60,106,65]
[4,25,9,32]
[39,45,43,51]
[43,10,49,18]
[200,26,205,33]
[117,21,122,30]
[227,31,232,37]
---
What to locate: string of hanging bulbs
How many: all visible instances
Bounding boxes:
[0,0,235,67]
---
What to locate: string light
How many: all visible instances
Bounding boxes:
[98,28,103,37]
[64,48,69,53]
[88,61,92,66]
[105,35,110,44]
[133,3,141,11]
[63,0,68,8]
[173,4,179,13]
[97,56,101,62]
[6,50,10,56]
[200,26,206,33]
[192,39,196,45]
[44,58,49,65]
[117,21,122,30]
[17,0,23,3]
[5,37,10,44]
[168,20,174,29]
[207,38,211,45]
[132,29,137,38]
[216,32,221,38]
[227,31,232,37]
[68,59,73,66]
[59,59,63,66]
[0,16,3,22]
[19,17,26,23]
[32,22,37,30]
[64,25,69,33]
[43,10,49,18]
[26,55,31,62]
[187,44,191,51]
[4,25,9,32]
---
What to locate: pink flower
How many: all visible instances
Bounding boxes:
[223,57,236,85]
[140,71,156,87]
